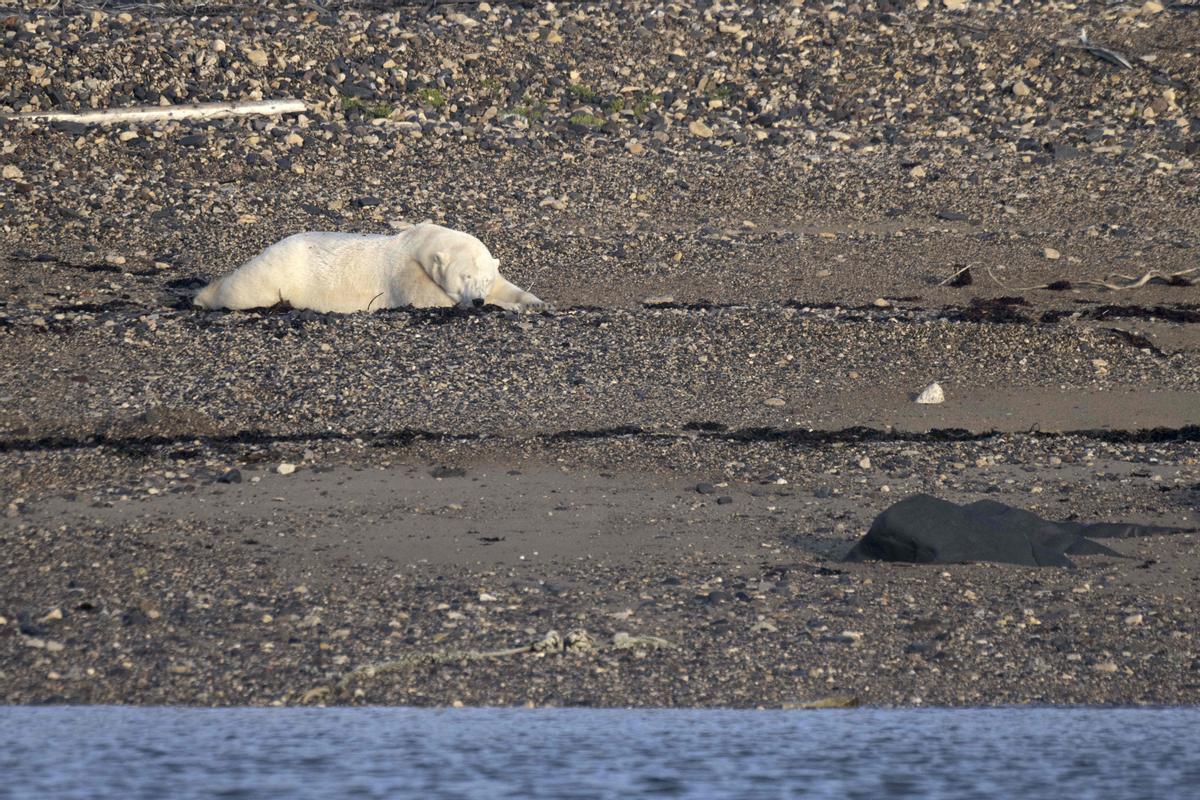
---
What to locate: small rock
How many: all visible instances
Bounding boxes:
[1013,80,1031,98]
[217,468,242,484]
[1093,661,1119,674]
[277,463,297,475]
[695,482,716,494]
[716,496,733,505]
[764,397,786,407]
[1124,613,1143,626]
[858,457,872,470]
[431,466,466,478]
[915,382,945,404]
[626,139,645,155]
[872,298,892,308]
[688,120,713,138]
[245,49,269,67]
[1,165,23,180]
[815,269,833,278]
[642,295,674,306]
[943,0,967,9]
[1043,247,1061,260]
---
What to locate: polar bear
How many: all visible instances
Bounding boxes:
[193,223,547,313]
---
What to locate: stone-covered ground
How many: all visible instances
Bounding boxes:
[1,0,1198,706]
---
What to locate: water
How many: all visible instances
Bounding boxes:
[1,707,1197,799]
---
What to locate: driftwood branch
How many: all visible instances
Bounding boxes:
[1,99,307,126]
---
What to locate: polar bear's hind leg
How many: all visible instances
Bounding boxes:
[194,243,298,310]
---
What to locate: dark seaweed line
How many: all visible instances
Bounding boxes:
[1,424,1198,457]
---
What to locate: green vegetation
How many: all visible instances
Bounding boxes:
[569,112,605,128]
[416,87,446,108]
[633,92,656,116]
[340,95,395,119]
[604,97,625,114]
[510,97,548,121]
[480,77,503,92]
[568,83,599,101]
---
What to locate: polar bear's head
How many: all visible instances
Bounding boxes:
[408,224,503,309]
[427,249,500,308]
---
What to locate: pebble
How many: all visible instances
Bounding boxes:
[277,463,297,475]
[764,397,786,407]
[872,298,892,308]
[217,469,242,484]
[915,382,945,404]
[244,49,269,67]
[688,120,713,138]
[695,482,716,494]
[1043,248,1061,260]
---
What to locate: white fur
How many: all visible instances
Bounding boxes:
[194,223,546,313]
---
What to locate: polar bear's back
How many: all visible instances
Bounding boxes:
[233,231,399,312]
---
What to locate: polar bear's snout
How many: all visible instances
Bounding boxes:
[451,272,497,309]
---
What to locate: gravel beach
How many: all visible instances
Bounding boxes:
[1,0,1198,707]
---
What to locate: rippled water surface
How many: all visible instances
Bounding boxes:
[1,707,1197,799]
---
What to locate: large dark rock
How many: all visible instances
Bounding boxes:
[844,494,1183,567]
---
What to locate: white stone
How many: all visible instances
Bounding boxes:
[915,382,945,404]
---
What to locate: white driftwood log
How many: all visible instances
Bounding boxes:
[1,99,307,125]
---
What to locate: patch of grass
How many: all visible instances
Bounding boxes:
[710,84,733,99]
[569,112,605,128]
[633,92,656,117]
[604,97,625,114]
[510,97,548,121]
[340,95,395,119]
[568,83,599,101]
[480,77,503,92]
[416,87,446,108]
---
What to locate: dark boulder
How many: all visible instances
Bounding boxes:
[844,494,1184,567]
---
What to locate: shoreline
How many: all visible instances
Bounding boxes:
[3,0,1199,706]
